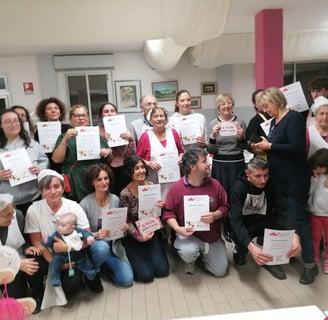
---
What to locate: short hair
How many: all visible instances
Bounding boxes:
[259,87,287,108]
[85,163,113,193]
[251,89,264,105]
[0,193,13,211]
[38,174,64,191]
[69,104,89,119]
[308,148,328,170]
[35,97,67,121]
[139,94,156,106]
[247,157,269,171]
[59,212,77,227]
[308,76,328,90]
[146,106,168,122]
[182,149,208,175]
[124,155,148,182]
[215,93,235,108]
[98,102,117,118]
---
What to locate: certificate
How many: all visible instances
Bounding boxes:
[138,184,161,218]
[101,207,127,240]
[280,81,309,113]
[184,195,210,231]
[157,152,180,183]
[219,121,237,136]
[76,126,101,160]
[135,213,163,236]
[103,115,129,147]
[260,118,274,137]
[0,148,36,186]
[37,121,61,153]
[263,228,295,265]
[179,114,202,145]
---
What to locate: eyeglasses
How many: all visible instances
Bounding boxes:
[144,102,158,107]
[72,114,88,118]
[2,119,20,125]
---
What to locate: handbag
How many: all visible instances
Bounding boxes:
[63,161,77,193]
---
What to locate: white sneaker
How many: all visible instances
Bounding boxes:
[184,262,196,274]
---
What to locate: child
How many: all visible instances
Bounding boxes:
[44,212,97,287]
[308,148,328,273]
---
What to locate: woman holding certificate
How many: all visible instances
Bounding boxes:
[119,155,169,283]
[52,104,112,202]
[98,102,135,196]
[168,89,207,151]
[0,109,49,215]
[207,93,247,202]
[80,163,133,287]
[34,97,71,172]
[136,106,184,199]
[253,87,317,285]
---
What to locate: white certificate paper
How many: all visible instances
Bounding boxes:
[103,115,129,147]
[138,184,161,218]
[76,126,101,160]
[260,118,274,137]
[219,121,237,136]
[157,152,180,183]
[179,114,202,145]
[136,213,163,236]
[263,228,295,265]
[280,81,309,113]
[101,207,127,240]
[37,121,61,153]
[184,195,210,231]
[0,148,36,186]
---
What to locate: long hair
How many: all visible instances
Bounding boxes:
[0,110,31,148]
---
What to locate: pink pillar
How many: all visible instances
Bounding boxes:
[255,9,283,89]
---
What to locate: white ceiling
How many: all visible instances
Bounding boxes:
[0,0,327,70]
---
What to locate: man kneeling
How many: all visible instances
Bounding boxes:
[230,157,301,279]
[163,149,229,276]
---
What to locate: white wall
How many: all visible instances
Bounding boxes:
[0,51,256,124]
[0,55,42,109]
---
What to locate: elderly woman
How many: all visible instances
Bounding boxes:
[306,96,328,158]
[98,102,135,196]
[120,155,169,282]
[24,169,110,310]
[207,93,247,202]
[0,109,49,215]
[168,89,207,151]
[253,87,317,285]
[52,104,112,202]
[34,97,71,172]
[137,106,184,199]
[80,163,133,287]
[0,193,43,314]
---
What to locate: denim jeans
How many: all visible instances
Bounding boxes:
[122,231,169,283]
[88,240,110,270]
[101,247,133,287]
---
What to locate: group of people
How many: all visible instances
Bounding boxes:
[0,77,327,314]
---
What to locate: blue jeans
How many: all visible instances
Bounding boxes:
[122,231,169,283]
[88,240,110,270]
[101,246,133,287]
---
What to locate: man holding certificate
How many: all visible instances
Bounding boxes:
[229,157,301,280]
[163,148,229,276]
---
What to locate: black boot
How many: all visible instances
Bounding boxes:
[299,265,318,285]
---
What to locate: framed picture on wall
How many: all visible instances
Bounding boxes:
[115,80,141,112]
[201,82,217,95]
[151,81,178,101]
[190,96,201,109]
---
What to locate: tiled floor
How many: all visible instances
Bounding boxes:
[34,244,328,320]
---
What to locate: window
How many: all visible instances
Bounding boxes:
[0,75,11,112]
[284,62,328,105]
[64,71,113,125]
